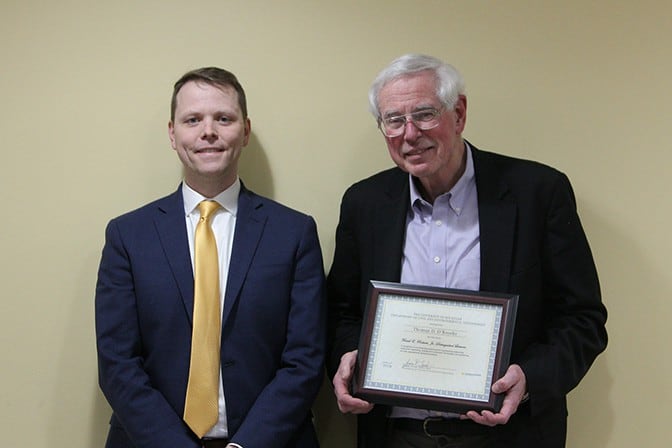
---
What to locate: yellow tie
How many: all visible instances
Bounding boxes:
[184,200,221,437]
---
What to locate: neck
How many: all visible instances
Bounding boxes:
[185,175,236,198]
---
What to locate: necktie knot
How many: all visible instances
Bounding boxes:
[198,200,220,222]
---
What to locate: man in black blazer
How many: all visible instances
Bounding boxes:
[326,54,607,447]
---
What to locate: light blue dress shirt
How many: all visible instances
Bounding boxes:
[391,144,481,420]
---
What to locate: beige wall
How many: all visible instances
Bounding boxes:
[1,0,669,446]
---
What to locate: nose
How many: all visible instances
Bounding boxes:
[402,119,422,142]
[201,119,218,141]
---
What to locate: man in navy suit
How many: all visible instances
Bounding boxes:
[95,67,326,448]
[326,54,607,447]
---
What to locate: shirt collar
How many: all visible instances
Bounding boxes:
[409,142,475,211]
[182,178,241,217]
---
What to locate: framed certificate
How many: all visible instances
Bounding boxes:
[353,281,518,414]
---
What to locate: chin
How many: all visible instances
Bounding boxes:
[405,163,432,177]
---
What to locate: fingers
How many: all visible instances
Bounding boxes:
[338,351,358,376]
[464,410,501,426]
[335,388,374,414]
[332,350,374,414]
[462,364,527,426]
[491,364,525,395]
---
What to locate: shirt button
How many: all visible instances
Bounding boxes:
[433,256,441,263]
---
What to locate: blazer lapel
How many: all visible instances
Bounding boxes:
[153,186,196,321]
[372,169,409,282]
[222,185,266,325]
[372,151,516,293]
[472,146,517,293]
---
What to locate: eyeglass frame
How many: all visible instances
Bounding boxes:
[377,106,446,137]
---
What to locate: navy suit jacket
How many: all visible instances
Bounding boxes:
[326,145,608,447]
[96,183,326,448]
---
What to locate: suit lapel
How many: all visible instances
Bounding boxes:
[222,185,266,325]
[153,186,196,321]
[472,146,517,293]
[372,169,409,282]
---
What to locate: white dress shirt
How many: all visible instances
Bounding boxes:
[182,179,239,440]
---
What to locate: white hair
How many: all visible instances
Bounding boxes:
[368,54,466,121]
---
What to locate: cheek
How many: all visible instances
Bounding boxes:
[237,133,249,147]
[386,139,401,156]
[177,131,201,150]
[386,144,399,160]
[173,139,187,151]
[386,143,406,167]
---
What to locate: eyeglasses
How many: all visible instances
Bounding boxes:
[378,107,445,137]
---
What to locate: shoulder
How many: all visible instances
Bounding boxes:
[341,166,406,202]
[473,146,563,177]
[105,189,181,233]
[240,185,315,225]
[470,144,580,217]
[472,145,571,191]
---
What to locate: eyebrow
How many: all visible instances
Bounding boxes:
[382,105,438,118]
[177,108,239,118]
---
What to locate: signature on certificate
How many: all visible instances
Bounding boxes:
[402,358,431,370]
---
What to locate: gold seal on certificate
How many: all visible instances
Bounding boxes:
[353,281,518,414]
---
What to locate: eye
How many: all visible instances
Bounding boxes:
[217,115,234,125]
[413,110,437,122]
[385,116,406,128]
[184,117,200,125]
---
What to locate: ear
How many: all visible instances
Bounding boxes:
[242,117,251,146]
[454,95,467,133]
[168,120,177,149]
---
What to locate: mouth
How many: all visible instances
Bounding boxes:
[404,145,433,157]
[194,147,224,154]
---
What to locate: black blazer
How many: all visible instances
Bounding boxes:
[326,145,607,447]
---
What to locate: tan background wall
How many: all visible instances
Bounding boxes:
[1,0,669,446]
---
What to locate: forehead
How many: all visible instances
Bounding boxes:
[174,81,241,114]
[378,71,440,114]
